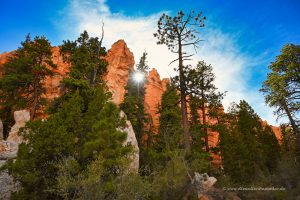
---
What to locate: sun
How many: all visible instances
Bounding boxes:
[133,71,144,83]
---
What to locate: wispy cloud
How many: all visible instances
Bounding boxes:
[57,0,280,125]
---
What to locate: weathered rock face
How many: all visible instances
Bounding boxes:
[0,142,19,200]
[103,40,135,105]
[42,47,70,101]
[191,172,241,200]
[6,110,30,144]
[192,173,217,195]
[0,110,30,199]
[144,69,169,132]
[0,110,30,160]
[0,169,20,200]
[119,111,139,172]
[0,52,10,77]
[0,141,5,153]
[0,40,134,107]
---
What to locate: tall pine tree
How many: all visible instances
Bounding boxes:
[0,35,56,137]
[120,51,149,147]
[154,11,206,152]
[60,31,107,91]
[261,44,300,163]
[185,61,224,152]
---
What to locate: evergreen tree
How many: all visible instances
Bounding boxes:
[136,51,149,73]
[0,35,56,136]
[138,83,182,173]
[120,51,149,146]
[157,83,183,152]
[258,125,281,173]
[48,31,108,114]
[60,31,107,91]
[219,100,280,185]
[8,31,132,199]
[9,88,131,199]
[188,95,208,158]
[185,61,224,152]
[10,92,83,199]
[154,11,206,152]
[261,44,300,162]
[261,44,300,135]
[271,126,300,199]
[150,153,194,199]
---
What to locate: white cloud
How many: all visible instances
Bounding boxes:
[57,0,280,125]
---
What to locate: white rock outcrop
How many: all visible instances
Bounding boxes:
[0,169,20,200]
[192,172,217,198]
[6,110,30,144]
[0,111,29,199]
[119,111,139,172]
[0,110,30,160]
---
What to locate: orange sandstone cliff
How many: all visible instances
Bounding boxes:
[43,47,70,100]
[144,69,169,132]
[0,40,134,106]
[0,40,281,163]
[103,40,135,105]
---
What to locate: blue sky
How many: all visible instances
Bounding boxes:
[2,0,300,54]
[1,0,300,124]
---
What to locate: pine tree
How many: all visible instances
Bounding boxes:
[120,51,149,146]
[189,95,206,153]
[157,83,183,152]
[136,51,149,73]
[60,31,107,91]
[219,100,280,185]
[261,44,300,134]
[10,92,82,199]
[186,61,224,151]
[48,31,108,114]
[9,88,131,199]
[139,83,182,173]
[258,125,281,172]
[0,35,56,137]
[261,44,300,162]
[154,11,206,152]
[8,31,132,199]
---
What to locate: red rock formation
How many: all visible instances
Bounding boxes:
[144,69,169,132]
[42,47,70,101]
[103,40,135,105]
[0,40,282,167]
[271,126,282,141]
[261,120,282,141]
[0,40,134,106]
[0,52,10,77]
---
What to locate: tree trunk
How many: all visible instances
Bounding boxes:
[91,67,98,87]
[201,88,209,152]
[282,101,299,134]
[31,82,39,120]
[178,37,191,152]
[282,100,300,163]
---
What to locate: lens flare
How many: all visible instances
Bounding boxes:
[133,71,144,83]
